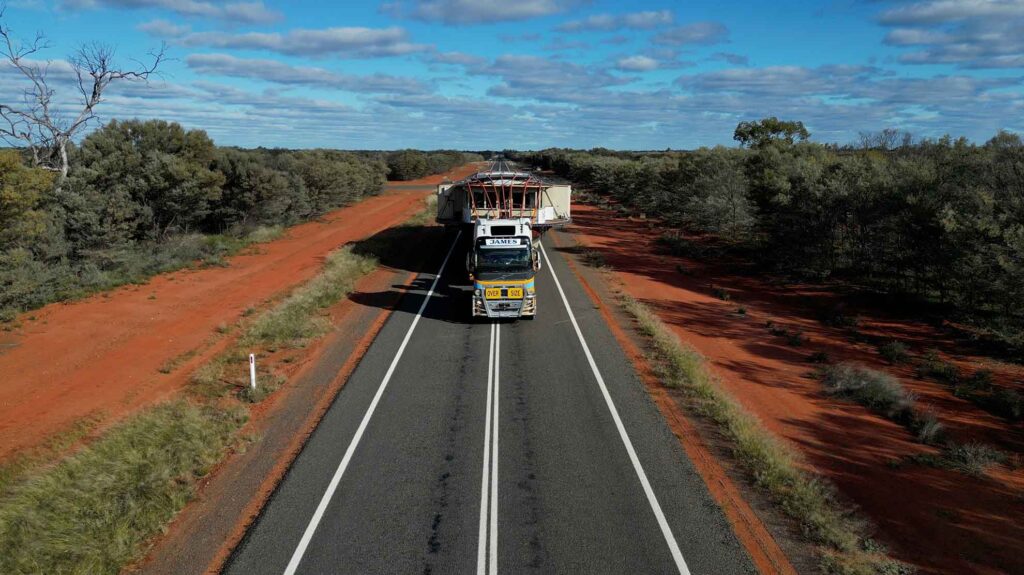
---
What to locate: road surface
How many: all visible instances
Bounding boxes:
[224,230,756,575]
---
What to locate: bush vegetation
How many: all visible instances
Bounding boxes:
[0,120,477,320]
[621,296,911,574]
[516,120,1024,358]
[877,340,910,364]
[821,363,917,421]
[385,149,482,180]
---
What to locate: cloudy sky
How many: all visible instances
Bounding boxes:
[1,0,1023,149]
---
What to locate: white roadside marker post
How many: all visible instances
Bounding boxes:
[249,353,257,391]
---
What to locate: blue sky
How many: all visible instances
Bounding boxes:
[1,0,1023,149]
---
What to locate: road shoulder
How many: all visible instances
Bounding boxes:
[137,262,418,575]
[549,227,811,575]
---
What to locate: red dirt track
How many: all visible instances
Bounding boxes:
[566,202,1024,575]
[0,164,481,462]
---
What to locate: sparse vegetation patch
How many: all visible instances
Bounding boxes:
[620,296,910,575]
[0,401,247,575]
[821,363,916,421]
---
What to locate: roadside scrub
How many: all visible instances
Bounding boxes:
[192,245,378,403]
[819,362,1014,477]
[0,401,247,575]
[620,295,913,575]
[0,193,437,574]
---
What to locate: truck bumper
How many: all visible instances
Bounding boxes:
[473,296,535,319]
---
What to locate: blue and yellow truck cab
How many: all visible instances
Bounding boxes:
[467,218,539,319]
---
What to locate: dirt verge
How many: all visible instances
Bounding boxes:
[563,202,1024,575]
[0,164,481,465]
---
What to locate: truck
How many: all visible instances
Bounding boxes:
[467,217,539,319]
[437,161,571,319]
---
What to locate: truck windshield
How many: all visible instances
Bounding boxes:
[477,247,531,273]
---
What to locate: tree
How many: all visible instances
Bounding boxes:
[733,117,810,149]
[67,120,224,241]
[0,150,53,249]
[0,7,164,183]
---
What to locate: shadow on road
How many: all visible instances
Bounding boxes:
[348,224,477,324]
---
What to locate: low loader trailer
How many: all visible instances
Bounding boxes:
[436,160,571,320]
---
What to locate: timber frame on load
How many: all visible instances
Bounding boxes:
[436,159,572,231]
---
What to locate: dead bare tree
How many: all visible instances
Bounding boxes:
[0,6,165,184]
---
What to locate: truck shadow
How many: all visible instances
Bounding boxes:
[347,224,478,324]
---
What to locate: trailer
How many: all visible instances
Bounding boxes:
[435,162,571,232]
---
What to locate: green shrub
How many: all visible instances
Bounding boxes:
[877,340,909,364]
[581,249,607,268]
[786,330,805,347]
[942,442,1007,476]
[808,351,831,364]
[821,310,861,329]
[711,285,731,301]
[912,412,945,445]
[986,387,1022,421]
[821,363,916,421]
[916,349,960,384]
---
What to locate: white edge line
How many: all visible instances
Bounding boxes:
[539,242,692,575]
[476,322,495,575]
[282,230,462,575]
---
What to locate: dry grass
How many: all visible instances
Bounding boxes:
[820,363,917,421]
[0,401,246,575]
[620,295,912,575]
[244,247,377,348]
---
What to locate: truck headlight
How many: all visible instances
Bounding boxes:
[474,289,482,297]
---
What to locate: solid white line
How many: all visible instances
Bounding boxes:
[539,242,692,575]
[282,231,462,575]
[489,323,500,575]
[476,322,495,575]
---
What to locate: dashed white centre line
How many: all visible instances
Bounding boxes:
[540,241,692,575]
[281,231,461,575]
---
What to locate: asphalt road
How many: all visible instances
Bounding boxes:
[224,229,756,575]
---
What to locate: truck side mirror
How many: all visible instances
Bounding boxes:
[533,251,541,271]
[466,251,474,273]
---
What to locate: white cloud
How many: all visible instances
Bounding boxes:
[61,0,281,24]
[558,10,673,32]
[427,51,487,66]
[137,18,190,38]
[878,0,1024,68]
[879,0,1024,25]
[185,53,432,95]
[384,0,588,25]
[614,55,659,71]
[653,22,729,46]
[178,26,431,58]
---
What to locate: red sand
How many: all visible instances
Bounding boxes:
[566,202,1024,575]
[0,164,481,462]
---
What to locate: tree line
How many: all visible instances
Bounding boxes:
[0,119,479,320]
[517,119,1024,356]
